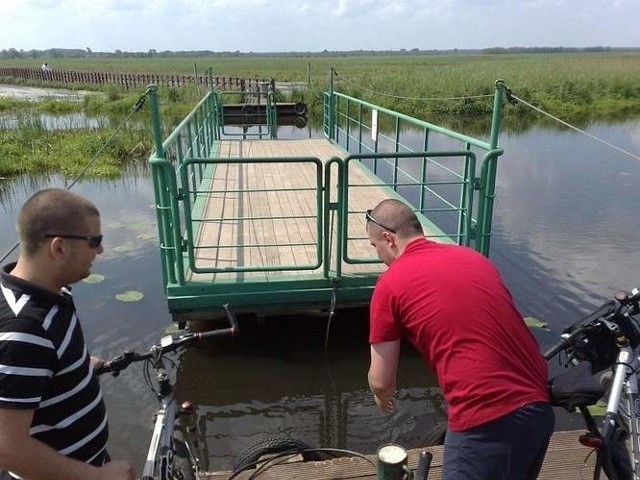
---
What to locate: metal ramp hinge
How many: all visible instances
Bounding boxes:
[174,189,186,201]
[180,239,188,251]
[469,226,477,240]
[473,178,482,190]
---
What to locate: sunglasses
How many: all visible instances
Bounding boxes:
[45,234,103,249]
[365,209,397,233]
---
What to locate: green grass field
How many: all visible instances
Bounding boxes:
[2,51,639,117]
[1,52,639,178]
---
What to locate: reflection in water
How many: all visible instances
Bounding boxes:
[174,311,443,471]
[0,112,107,130]
[0,119,639,472]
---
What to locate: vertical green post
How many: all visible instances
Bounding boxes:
[149,85,164,158]
[328,67,336,140]
[307,61,312,90]
[147,85,176,286]
[475,80,506,255]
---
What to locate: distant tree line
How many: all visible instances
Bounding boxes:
[1,46,637,60]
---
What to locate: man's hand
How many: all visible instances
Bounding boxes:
[368,340,401,414]
[373,393,395,413]
[95,460,136,480]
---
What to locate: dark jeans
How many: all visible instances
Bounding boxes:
[443,402,555,480]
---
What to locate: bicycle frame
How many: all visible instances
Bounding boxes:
[545,289,640,480]
[99,306,238,480]
[141,348,200,480]
[142,395,179,480]
[601,343,640,479]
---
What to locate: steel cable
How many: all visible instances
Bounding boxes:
[0,87,151,263]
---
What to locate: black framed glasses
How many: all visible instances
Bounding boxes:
[365,209,397,233]
[45,234,103,249]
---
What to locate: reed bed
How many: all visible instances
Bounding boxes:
[1,52,639,177]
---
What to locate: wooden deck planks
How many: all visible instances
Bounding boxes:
[188,139,391,283]
[200,430,600,480]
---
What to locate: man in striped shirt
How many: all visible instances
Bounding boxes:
[0,189,135,480]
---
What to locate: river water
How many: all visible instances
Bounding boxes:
[1,113,640,473]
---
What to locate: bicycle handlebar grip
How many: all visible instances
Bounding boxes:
[94,361,114,376]
[543,338,569,360]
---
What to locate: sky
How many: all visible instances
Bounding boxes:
[2,0,640,53]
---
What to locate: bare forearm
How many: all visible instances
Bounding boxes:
[368,371,396,400]
[0,436,99,480]
[368,341,401,413]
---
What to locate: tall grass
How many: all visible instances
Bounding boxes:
[1,52,639,177]
[2,52,640,119]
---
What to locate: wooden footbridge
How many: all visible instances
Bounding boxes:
[147,73,507,321]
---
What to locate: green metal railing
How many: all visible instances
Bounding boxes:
[183,156,324,274]
[218,86,278,139]
[324,70,506,255]
[147,77,507,313]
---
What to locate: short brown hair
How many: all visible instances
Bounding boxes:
[369,199,424,238]
[17,189,100,256]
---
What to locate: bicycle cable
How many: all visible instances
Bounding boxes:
[0,86,152,264]
[227,447,378,480]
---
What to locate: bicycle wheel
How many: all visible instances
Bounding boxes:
[423,421,447,446]
[232,435,323,473]
[172,431,196,480]
[601,434,633,480]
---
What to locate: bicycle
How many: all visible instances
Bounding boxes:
[96,304,239,480]
[544,287,640,480]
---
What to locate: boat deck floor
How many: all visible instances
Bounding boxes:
[189,138,447,284]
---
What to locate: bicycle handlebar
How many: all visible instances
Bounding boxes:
[95,304,239,376]
[543,337,570,361]
[543,288,640,361]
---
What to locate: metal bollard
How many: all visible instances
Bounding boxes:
[415,451,432,480]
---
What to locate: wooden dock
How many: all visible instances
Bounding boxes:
[201,430,600,480]
[190,138,447,284]
[151,85,496,316]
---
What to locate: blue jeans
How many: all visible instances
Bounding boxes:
[443,402,555,480]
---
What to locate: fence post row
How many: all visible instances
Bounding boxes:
[0,67,271,92]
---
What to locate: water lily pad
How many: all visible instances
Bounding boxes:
[113,244,134,253]
[115,290,144,302]
[524,316,549,330]
[83,273,105,284]
[137,232,157,241]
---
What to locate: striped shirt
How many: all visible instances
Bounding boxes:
[0,263,108,467]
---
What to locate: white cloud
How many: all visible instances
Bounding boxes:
[0,0,638,52]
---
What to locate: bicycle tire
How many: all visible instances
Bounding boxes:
[172,432,196,480]
[601,434,633,480]
[423,421,447,446]
[232,435,323,473]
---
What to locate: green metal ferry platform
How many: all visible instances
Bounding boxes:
[147,72,507,322]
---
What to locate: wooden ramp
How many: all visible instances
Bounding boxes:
[201,430,599,480]
[188,138,446,284]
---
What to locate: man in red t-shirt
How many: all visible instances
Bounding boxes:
[366,199,553,480]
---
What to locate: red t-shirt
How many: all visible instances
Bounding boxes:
[369,238,549,431]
